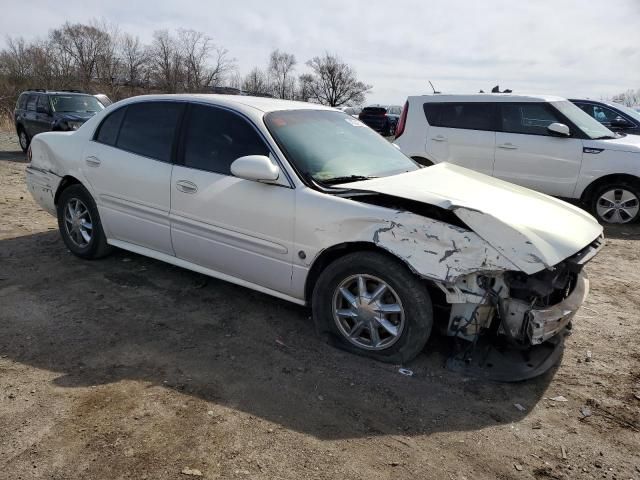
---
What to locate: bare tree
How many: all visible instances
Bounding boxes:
[268,49,296,99]
[50,22,112,90]
[178,29,233,91]
[149,30,183,93]
[305,53,371,106]
[611,89,640,107]
[121,33,149,92]
[242,67,270,95]
[296,73,314,102]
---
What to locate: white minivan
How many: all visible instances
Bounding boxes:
[394,94,640,224]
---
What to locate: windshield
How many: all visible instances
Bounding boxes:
[610,102,640,123]
[50,95,104,113]
[552,100,616,139]
[264,110,419,184]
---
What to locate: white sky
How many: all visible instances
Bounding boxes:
[2,0,639,104]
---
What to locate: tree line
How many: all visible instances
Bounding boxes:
[0,20,372,119]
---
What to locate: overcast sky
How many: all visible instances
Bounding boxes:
[2,0,639,104]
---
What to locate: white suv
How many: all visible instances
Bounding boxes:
[394,94,640,224]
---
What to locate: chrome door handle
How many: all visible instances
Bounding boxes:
[85,156,101,167]
[431,135,446,142]
[176,180,198,194]
[497,143,518,150]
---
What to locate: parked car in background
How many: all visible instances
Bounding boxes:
[94,93,113,107]
[395,93,640,224]
[14,89,105,152]
[359,105,402,136]
[25,94,603,377]
[337,106,362,117]
[570,99,640,136]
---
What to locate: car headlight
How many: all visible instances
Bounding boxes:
[68,121,84,130]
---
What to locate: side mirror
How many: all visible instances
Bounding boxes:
[36,105,49,114]
[610,117,631,129]
[230,155,280,183]
[547,122,570,137]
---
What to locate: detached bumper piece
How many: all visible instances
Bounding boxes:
[446,328,570,382]
[504,271,589,346]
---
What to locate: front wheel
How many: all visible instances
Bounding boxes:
[18,127,30,153]
[312,251,433,363]
[57,184,112,259]
[591,182,640,224]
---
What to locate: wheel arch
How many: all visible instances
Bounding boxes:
[580,173,640,204]
[54,175,83,206]
[304,241,436,303]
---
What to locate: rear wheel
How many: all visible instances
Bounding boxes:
[591,182,640,224]
[57,184,112,259]
[312,251,433,363]
[18,127,29,153]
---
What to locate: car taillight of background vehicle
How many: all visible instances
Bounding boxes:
[395,102,408,139]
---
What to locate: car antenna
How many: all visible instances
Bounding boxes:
[428,81,441,94]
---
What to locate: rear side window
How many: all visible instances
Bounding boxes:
[182,104,269,175]
[423,103,496,131]
[17,94,28,110]
[499,103,563,136]
[26,95,37,112]
[116,102,184,162]
[95,107,126,146]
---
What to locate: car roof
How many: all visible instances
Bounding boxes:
[115,94,337,114]
[22,90,92,96]
[409,93,567,103]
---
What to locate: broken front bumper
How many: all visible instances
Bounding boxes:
[503,271,589,345]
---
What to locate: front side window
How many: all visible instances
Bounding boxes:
[50,95,104,113]
[423,103,496,131]
[36,95,50,113]
[26,95,37,112]
[265,110,418,184]
[182,104,269,175]
[499,103,564,136]
[117,102,184,162]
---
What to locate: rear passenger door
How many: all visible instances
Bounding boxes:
[493,103,582,197]
[423,102,496,175]
[170,103,296,296]
[82,101,184,255]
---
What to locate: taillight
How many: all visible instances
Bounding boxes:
[395,101,409,139]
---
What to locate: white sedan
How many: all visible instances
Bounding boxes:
[25,94,603,376]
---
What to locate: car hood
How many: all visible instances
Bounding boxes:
[586,133,640,153]
[55,112,96,122]
[340,163,603,274]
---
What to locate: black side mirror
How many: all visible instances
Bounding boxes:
[610,117,631,129]
[36,105,49,114]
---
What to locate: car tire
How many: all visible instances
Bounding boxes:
[57,184,112,259]
[312,251,433,364]
[591,181,640,224]
[17,127,30,153]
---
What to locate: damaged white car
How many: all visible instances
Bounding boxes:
[25,95,604,380]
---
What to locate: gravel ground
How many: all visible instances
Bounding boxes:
[0,130,639,479]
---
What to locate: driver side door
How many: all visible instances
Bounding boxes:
[170,103,296,296]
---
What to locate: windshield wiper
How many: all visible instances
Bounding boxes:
[320,175,378,185]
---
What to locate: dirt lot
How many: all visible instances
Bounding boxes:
[1,130,639,480]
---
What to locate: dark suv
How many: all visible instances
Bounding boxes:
[570,98,640,136]
[14,90,105,152]
[358,105,403,136]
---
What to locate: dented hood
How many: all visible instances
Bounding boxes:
[340,163,603,273]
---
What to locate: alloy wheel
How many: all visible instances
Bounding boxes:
[63,198,93,247]
[332,274,405,350]
[596,188,639,224]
